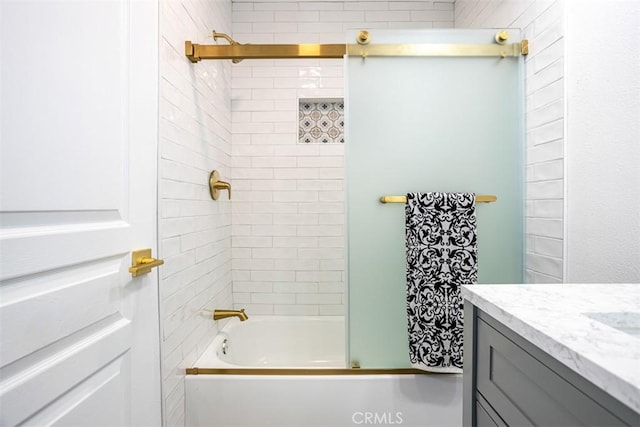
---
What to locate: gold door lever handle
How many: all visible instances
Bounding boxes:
[209,170,231,200]
[129,249,164,277]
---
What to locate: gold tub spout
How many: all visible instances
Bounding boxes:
[213,309,248,321]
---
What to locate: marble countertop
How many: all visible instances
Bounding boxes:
[461,283,640,414]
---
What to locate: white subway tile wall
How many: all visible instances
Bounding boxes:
[456,0,565,283]
[159,0,232,425]
[231,0,455,317]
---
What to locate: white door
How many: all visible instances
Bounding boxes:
[0,1,161,426]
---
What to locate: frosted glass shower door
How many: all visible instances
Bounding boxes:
[346,29,524,368]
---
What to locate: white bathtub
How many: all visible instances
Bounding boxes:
[185,316,462,427]
[195,315,345,368]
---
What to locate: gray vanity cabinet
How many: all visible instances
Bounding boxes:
[463,302,639,427]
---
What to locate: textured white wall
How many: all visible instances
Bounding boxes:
[158,0,233,425]
[565,0,640,282]
[230,0,455,316]
[456,0,565,283]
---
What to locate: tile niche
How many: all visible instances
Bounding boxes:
[298,99,344,144]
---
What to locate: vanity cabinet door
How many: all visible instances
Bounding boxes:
[476,394,506,427]
[475,317,628,426]
[476,402,499,427]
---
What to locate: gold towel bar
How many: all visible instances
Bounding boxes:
[380,195,497,204]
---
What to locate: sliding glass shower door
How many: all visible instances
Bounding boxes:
[346,29,525,368]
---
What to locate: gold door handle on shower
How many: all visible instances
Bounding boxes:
[129,248,164,277]
[209,170,231,200]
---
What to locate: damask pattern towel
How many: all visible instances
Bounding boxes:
[405,192,478,373]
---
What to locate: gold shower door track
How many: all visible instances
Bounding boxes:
[186,367,433,375]
[185,40,529,62]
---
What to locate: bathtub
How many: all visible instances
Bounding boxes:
[185,316,462,427]
[194,315,345,368]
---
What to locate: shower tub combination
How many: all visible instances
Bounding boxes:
[185,316,462,427]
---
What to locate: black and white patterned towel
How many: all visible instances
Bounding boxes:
[405,192,477,373]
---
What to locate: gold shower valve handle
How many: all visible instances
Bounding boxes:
[209,170,231,200]
[129,249,164,277]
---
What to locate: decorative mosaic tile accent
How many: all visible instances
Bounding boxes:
[298,99,344,144]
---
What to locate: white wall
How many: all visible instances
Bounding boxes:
[565,0,640,282]
[456,0,565,283]
[158,0,233,425]
[230,0,455,316]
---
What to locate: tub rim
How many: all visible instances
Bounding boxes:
[185,367,437,375]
